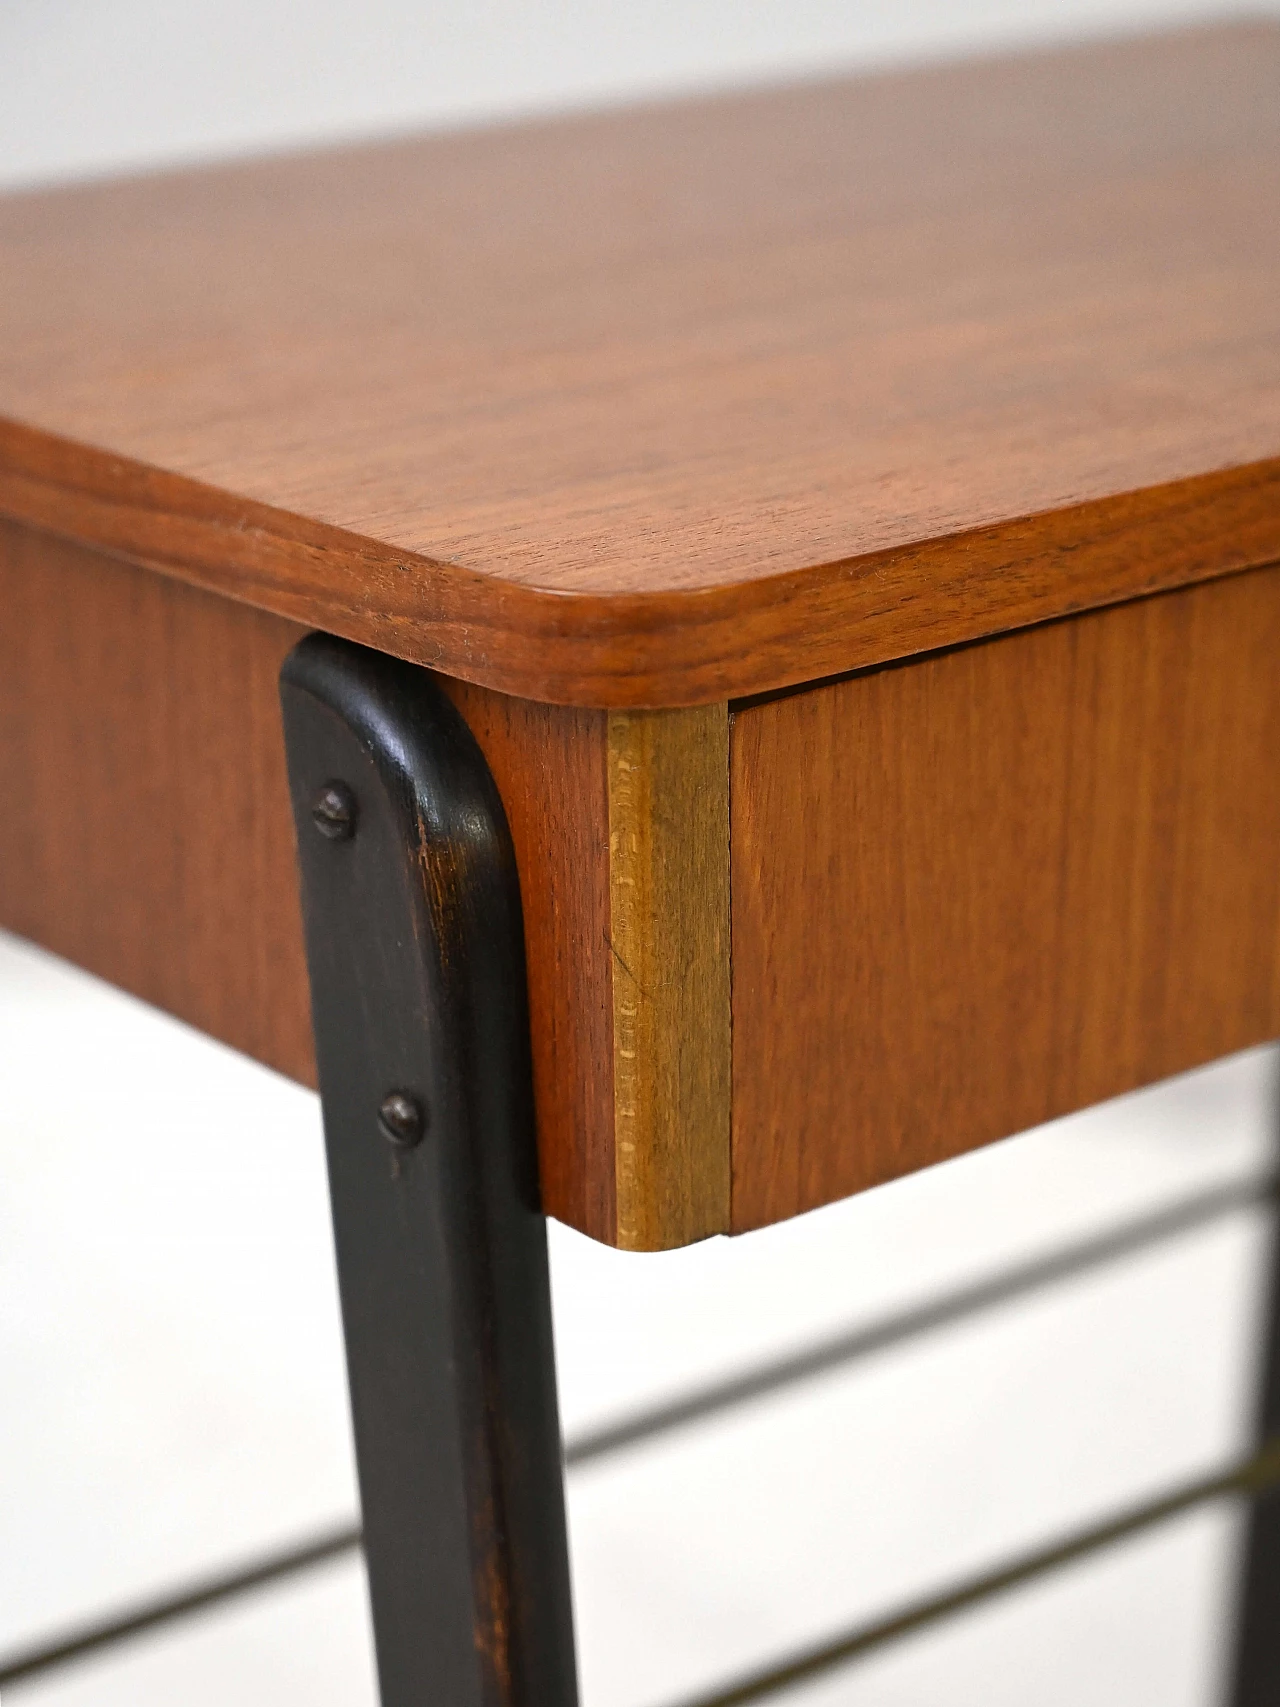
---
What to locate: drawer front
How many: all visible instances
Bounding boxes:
[730,565,1280,1231]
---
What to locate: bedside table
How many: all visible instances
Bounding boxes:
[3,20,1279,1704]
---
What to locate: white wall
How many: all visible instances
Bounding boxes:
[1,0,1271,191]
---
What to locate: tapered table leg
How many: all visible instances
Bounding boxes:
[281,634,579,1707]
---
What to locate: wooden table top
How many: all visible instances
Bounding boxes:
[2,21,1279,706]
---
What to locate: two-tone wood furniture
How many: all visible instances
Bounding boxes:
[3,21,1280,1704]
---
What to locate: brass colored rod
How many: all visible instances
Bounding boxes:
[660,1439,1280,1707]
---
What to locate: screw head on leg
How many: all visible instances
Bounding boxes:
[311,781,357,840]
[378,1091,426,1148]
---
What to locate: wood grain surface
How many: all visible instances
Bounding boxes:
[0,522,627,1224]
[0,517,315,1082]
[729,564,1280,1231]
[608,707,731,1248]
[2,23,1280,705]
[437,681,617,1241]
[0,520,738,1246]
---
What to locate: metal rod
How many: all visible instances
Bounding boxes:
[657,1437,1280,1707]
[3,1171,1267,1687]
[1225,1066,1280,1705]
[567,1173,1276,1468]
[0,1525,360,1688]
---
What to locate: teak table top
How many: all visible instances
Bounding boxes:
[2,21,1279,707]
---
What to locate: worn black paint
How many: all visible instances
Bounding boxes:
[281,634,578,1707]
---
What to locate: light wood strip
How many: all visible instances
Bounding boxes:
[608,707,732,1248]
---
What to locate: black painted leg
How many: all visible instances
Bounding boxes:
[280,634,579,1707]
[1228,1070,1280,1707]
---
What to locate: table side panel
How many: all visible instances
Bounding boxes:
[0,522,628,1242]
[0,516,315,1083]
[729,565,1280,1231]
[446,693,733,1249]
[437,678,617,1242]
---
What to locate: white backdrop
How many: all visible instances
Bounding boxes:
[0,0,1270,190]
